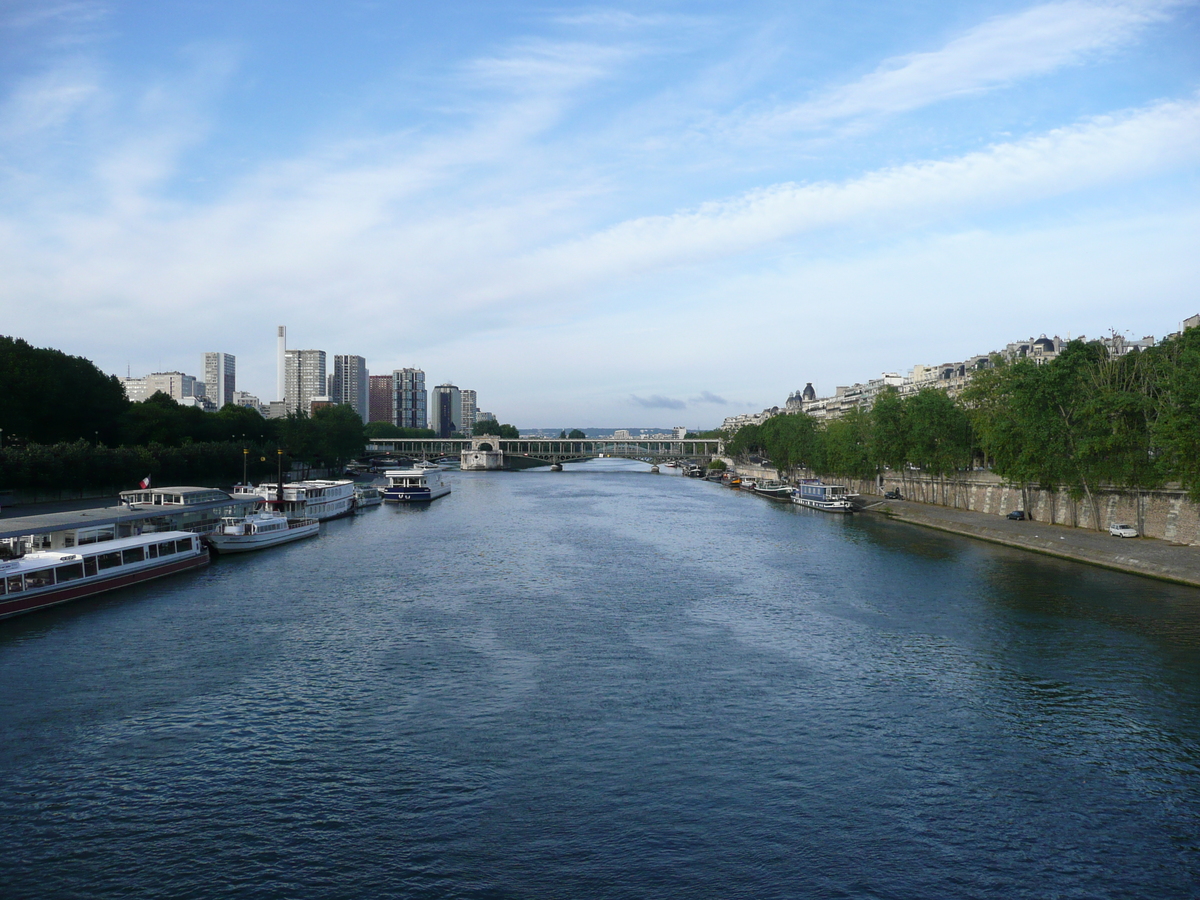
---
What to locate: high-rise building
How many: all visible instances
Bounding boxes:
[461,389,477,435]
[393,368,427,430]
[284,349,327,415]
[133,372,202,402]
[368,375,395,423]
[203,352,236,410]
[276,326,287,402]
[430,384,462,437]
[329,355,369,423]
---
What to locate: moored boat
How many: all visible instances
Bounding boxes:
[204,512,319,554]
[381,468,451,503]
[791,480,855,512]
[233,479,355,521]
[754,481,793,500]
[0,531,209,620]
[354,484,383,509]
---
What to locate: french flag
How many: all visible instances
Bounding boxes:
[139,475,151,489]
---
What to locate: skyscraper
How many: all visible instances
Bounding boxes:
[430,383,462,437]
[329,355,369,423]
[393,368,426,430]
[276,326,287,402]
[368,375,394,423]
[285,349,327,415]
[203,352,236,410]
[461,389,477,435]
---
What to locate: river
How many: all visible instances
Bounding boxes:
[2,459,1198,898]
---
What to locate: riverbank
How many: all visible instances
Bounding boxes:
[871,499,1200,588]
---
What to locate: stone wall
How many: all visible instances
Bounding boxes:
[860,471,1200,545]
[726,460,1200,545]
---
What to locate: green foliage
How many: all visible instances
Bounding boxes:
[706,458,727,471]
[473,419,499,435]
[568,429,586,439]
[497,423,520,439]
[0,335,130,445]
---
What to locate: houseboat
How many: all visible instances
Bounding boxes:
[791,481,855,513]
[204,512,319,554]
[353,484,383,509]
[233,479,356,521]
[381,468,451,503]
[0,531,209,620]
[754,481,793,501]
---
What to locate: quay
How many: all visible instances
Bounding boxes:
[0,486,258,552]
[873,499,1200,588]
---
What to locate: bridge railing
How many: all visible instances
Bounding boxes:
[365,437,724,460]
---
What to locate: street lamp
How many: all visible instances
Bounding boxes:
[242,447,249,486]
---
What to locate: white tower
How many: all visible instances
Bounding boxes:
[276,326,287,402]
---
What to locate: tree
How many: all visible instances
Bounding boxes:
[568,429,586,439]
[559,430,567,438]
[0,335,130,445]
[473,419,499,435]
[311,404,366,466]
[497,423,520,439]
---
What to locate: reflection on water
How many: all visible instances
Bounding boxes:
[1,458,1197,899]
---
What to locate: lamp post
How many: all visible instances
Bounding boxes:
[242,447,249,486]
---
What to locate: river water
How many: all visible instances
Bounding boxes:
[1,459,1198,899]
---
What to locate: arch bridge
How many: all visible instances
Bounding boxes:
[365,436,724,469]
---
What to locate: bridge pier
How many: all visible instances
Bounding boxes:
[550,463,563,471]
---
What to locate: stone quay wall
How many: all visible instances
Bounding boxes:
[727,461,1200,546]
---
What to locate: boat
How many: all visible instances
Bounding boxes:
[354,484,383,509]
[381,468,451,503]
[233,479,355,522]
[729,476,742,487]
[0,531,209,620]
[204,512,319,554]
[754,481,793,501]
[791,480,855,513]
[414,460,440,470]
[742,479,757,492]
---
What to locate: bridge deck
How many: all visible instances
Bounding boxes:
[366,437,723,463]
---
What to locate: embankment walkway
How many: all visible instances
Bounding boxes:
[872,500,1200,588]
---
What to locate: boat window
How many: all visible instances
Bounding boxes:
[55,562,85,583]
[84,557,97,577]
[122,547,145,564]
[26,570,55,589]
[175,538,193,553]
[7,574,25,593]
[158,541,176,556]
[97,552,122,570]
[148,544,159,558]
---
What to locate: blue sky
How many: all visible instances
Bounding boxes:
[2,1,1197,427]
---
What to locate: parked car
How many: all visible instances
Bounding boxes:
[884,489,902,500]
[1007,510,1026,520]
[1109,523,1139,538]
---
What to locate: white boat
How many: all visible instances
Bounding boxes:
[354,484,382,509]
[381,468,451,503]
[0,531,209,620]
[204,511,319,554]
[233,479,355,521]
[791,481,854,513]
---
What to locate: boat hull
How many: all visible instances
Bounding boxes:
[382,484,452,503]
[0,540,209,620]
[791,496,853,513]
[205,521,320,554]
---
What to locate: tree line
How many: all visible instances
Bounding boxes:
[0,335,367,492]
[726,328,1200,521]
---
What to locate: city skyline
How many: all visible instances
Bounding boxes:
[1,1,1196,428]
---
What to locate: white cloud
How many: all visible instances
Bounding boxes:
[757,0,1178,132]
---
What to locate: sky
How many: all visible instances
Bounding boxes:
[1,0,1197,429]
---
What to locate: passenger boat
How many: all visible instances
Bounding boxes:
[754,481,793,501]
[204,512,319,554]
[381,468,451,503]
[233,479,355,521]
[791,480,855,512]
[0,532,209,620]
[353,484,382,509]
